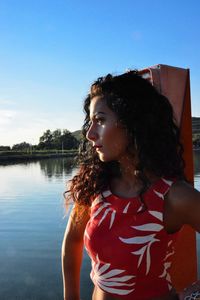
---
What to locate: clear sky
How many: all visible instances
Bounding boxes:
[0,0,200,146]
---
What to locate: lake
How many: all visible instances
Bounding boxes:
[0,153,200,300]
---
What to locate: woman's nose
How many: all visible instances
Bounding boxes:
[86,124,97,142]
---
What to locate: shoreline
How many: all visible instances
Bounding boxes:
[0,151,78,165]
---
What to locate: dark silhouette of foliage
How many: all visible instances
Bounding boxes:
[37,129,79,150]
[0,146,11,151]
[12,142,32,151]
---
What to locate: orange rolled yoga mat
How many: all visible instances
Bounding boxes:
[139,64,197,292]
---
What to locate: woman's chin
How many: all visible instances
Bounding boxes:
[98,154,114,163]
[98,156,107,162]
[97,153,109,162]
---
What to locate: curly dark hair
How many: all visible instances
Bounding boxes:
[66,70,185,209]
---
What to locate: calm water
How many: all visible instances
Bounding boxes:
[0,153,200,300]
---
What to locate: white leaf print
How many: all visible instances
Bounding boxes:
[123,202,131,213]
[119,233,156,244]
[100,280,135,287]
[168,283,172,290]
[168,240,173,247]
[146,238,159,275]
[92,254,135,296]
[162,178,173,186]
[137,238,159,274]
[105,275,135,282]
[93,255,100,272]
[149,210,163,221]
[164,262,171,270]
[163,250,175,261]
[109,210,116,229]
[91,195,103,208]
[137,204,144,213]
[91,201,116,229]
[94,262,100,273]
[146,243,151,274]
[92,202,111,219]
[120,232,159,275]
[166,272,171,282]
[101,269,125,279]
[98,208,112,226]
[132,245,147,256]
[98,263,111,275]
[132,223,163,231]
[153,190,164,199]
[159,262,172,280]
[159,267,167,278]
[97,283,135,295]
[102,190,112,198]
[132,245,147,267]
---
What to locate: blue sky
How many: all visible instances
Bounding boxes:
[0,0,200,146]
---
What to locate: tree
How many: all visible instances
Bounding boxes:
[62,129,79,150]
[0,146,11,151]
[37,129,79,150]
[52,129,62,149]
[38,129,53,149]
[12,142,31,151]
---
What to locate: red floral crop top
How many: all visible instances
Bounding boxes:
[84,177,179,300]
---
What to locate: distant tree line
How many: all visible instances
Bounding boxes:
[37,129,79,150]
[0,129,81,151]
[0,146,11,151]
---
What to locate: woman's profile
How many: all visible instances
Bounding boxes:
[62,71,200,300]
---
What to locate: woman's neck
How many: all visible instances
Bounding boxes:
[110,161,143,198]
[109,156,159,198]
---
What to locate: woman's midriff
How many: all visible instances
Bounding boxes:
[92,286,178,300]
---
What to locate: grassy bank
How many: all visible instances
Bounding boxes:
[0,150,78,164]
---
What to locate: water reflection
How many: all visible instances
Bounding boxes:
[37,152,200,180]
[39,157,76,179]
[193,151,200,175]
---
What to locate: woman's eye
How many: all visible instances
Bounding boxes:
[96,118,105,125]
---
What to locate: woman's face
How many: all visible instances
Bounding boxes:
[86,96,130,162]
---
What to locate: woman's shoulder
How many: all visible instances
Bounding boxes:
[164,179,200,233]
[166,179,198,208]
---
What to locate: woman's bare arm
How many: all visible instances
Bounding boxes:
[61,205,90,300]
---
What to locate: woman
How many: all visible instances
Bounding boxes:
[62,71,200,300]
